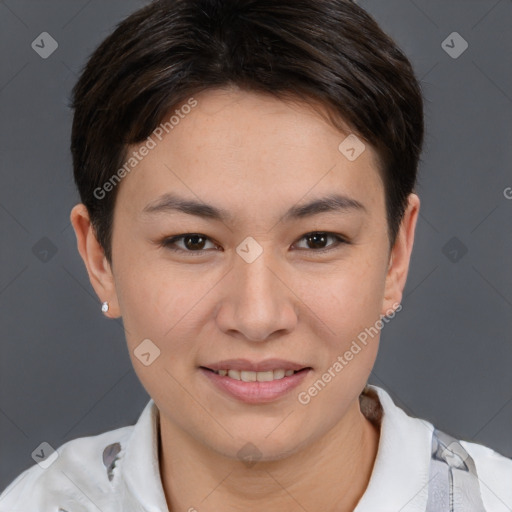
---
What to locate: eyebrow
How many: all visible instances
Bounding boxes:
[141,192,366,223]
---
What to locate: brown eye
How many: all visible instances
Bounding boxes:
[306,233,329,249]
[161,233,217,252]
[294,232,348,252]
[182,234,207,250]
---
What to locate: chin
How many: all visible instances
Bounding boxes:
[207,427,310,464]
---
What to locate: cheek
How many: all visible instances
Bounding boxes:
[117,271,203,398]
[293,263,384,410]
[115,261,218,357]
[118,275,180,342]
[296,255,386,338]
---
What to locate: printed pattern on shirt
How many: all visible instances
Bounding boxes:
[426,428,486,512]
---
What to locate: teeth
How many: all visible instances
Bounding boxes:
[241,370,256,382]
[215,369,299,381]
[227,369,240,380]
[273,369,285,380]
[256,371,273,382]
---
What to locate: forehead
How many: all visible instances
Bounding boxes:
[116,88,385,217]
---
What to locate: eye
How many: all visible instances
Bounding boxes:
[293,232,348,252]
[159,231,349,255]
[160,233,219,253]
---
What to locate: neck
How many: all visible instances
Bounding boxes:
[158,398,380,512]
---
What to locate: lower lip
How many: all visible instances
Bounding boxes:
[199,368,311,404]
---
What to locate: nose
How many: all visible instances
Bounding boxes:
[215,250,298,342]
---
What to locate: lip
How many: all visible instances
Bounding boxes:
[202,358,308,373]
[199,365,312,404]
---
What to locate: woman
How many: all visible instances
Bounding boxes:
[1,0,510,510]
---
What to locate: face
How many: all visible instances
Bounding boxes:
[73,87,418,461]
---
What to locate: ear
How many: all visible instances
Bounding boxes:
[381,193,420,316]
[70,204,120,318]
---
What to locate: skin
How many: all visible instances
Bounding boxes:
[71,87,419,512]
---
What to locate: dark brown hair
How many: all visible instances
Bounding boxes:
[71,0,424,263]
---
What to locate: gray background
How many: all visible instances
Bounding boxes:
[1,0,511,493]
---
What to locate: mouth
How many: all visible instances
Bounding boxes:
[199,359,312,403]
[200,367,309,382]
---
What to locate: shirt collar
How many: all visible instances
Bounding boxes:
[121,399,169,511]
[118,385,434,511]
[354,385,434,512]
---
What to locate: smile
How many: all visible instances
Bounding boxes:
[211,369,297,381]
[199,364,312,404]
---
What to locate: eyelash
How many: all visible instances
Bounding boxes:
[159,232,349,255]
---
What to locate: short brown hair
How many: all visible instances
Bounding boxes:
[71,0,424,263]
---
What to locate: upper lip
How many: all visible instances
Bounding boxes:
[201,359,310,372]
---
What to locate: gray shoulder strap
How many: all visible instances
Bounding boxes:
[425,428,486,511]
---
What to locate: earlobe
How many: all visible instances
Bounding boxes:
[70,204,120,318]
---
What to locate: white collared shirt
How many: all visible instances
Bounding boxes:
[1,385,511,511]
